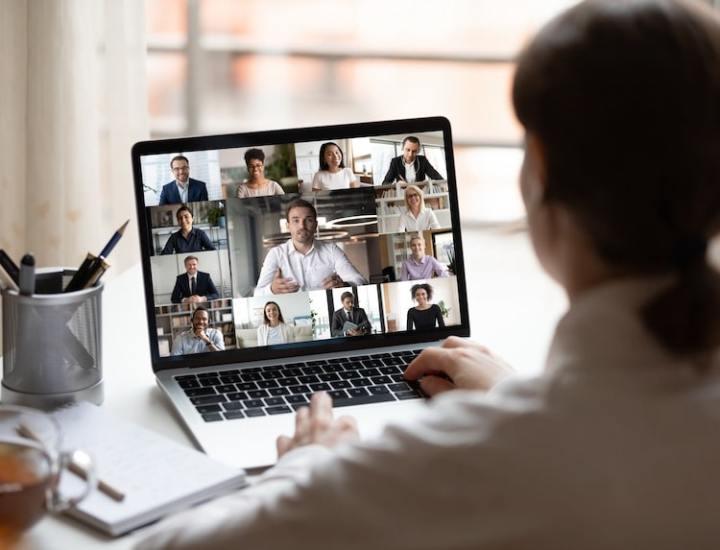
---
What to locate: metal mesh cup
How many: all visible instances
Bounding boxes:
[1,269,103,409]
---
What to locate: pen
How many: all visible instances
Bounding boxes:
[99,219,130,259]
[0,249,19,283]
[16,424,126,502]
[18,254,36,296]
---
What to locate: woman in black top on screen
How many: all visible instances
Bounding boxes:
[406,283,445,330]
[161,204,216,255]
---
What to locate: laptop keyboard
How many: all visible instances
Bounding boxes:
[174,350,425,422]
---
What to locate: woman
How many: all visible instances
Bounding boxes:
[311,142,358,191]
[236,148,285,198]
[256,301,295,345]
[396,184,440,232]
[406,283,445,330]
[139,1,720,548]
[160,204,215,254]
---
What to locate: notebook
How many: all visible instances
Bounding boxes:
[131,117,470,469]
[55,402,246,536]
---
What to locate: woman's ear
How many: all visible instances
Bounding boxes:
[520,132,549,207]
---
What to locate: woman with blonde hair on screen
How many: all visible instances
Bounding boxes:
[139,1,720,547]
[396,184,440,232]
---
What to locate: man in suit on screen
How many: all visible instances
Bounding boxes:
[171,255,219,304]
[159,155,209,205]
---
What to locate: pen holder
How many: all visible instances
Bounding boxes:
[1,269,103,410]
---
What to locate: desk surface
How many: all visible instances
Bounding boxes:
[17,227,565,550]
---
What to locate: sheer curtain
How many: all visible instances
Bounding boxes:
[0,0,148,276]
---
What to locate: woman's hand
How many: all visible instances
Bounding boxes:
[404,336,515,396]
[276,392,359,458]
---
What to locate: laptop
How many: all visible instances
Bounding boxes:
[131,117,469,469]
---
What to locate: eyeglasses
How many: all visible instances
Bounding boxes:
[406,194,419,198]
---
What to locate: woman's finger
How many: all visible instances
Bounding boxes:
[419,375,456,396]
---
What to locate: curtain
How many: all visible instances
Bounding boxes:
[0,0,148,277]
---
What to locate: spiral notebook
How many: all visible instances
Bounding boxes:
[55,402,247,536]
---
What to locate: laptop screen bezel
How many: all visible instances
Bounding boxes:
[131,116,470,373]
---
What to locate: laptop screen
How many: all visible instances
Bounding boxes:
[133,118,469,370]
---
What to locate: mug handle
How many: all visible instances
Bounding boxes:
[47,449,97,512]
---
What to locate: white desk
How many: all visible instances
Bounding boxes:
[18,227,566,549]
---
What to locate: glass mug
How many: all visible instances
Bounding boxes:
[0,405,95,545]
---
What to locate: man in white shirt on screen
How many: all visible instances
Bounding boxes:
[254,199,366,295]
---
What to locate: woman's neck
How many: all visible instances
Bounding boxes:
[268,319,280,327]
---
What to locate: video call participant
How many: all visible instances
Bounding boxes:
[161,205,216,255]
[311,142,358,191]
[236,148,285,198]
[254,198,366,295]
[382,136,444,184]
[257,301,295,345]
[171,306,225,355]
[171,255,220,304]
[406,283,445,330]
[159,155,209,206]
[331,291,371,337]
[400,235,449,280]
[397,185,440,232]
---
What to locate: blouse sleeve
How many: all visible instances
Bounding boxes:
[311,172,323,191]
[406,308,414,331]
[428,209,440,229]
[273,181,285,195]
[435,305,445,328]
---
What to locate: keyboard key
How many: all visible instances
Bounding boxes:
[191,395,226,405]
[243,399,264,409]
[183,387,216,397]
[330,380,352,389]
[289,385,310,394]
[219,375,241,384]
[286,394,308,405]
[264,397,286,407]
[328,390,348,400]
[351,378,372,387]
[327,358,345,364]
[277,377,299,387]
[262,365,283,372]
[202,413,223,422]
[358,368,380,378]
[244,408,266,417]
[280,368,303,378]
[390,374,406,382]
[324,364,344,373]
[257,379,279,389]
[376,353,392,358]
[178,379,200,389]
[333,393,396,408]
[353,355,370,361]
[216,384,237,394]
[248,389,269,399]
[378,366,398,375]
[174,374,197,381]
[344,362,363,371]
[298,375,320,384]
[319,373,340,382]
[340,371,359,380]
[382,357,404,366]
[388,382,413,393]
[396,391,421,401]
[347,387,369,398]
[302,366,323,375]
[223,411,245,420]
[368,385,390,395]
[241,372,262,381]
[236,382,258,391]
[307,360,327,366]
[223,402,244,411]
[285,362,305,369]
[391,351,407,356]
[261,371,283,380]
[197,371,220,378]
[200,377,221,387]
[196,404,222,413]
[265,406,292,415]
[226,392,248,401]
[362,359,383,368]
[370,375,392,385]
[224,369,242,375]
[268,387,290,396]
[309,382,331,391]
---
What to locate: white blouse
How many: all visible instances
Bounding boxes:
[311,168,355,191]
[397,207,440,232]
[138,277,720,550]
[236,180,285,198]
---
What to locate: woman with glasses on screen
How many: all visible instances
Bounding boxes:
[236,148,285,198]
[139,1,720,548]
[311,142,358,191]
[396,184,440,232]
